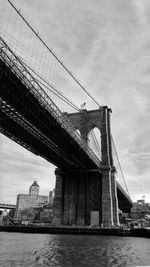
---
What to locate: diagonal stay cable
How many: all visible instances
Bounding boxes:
[111,135,130,197]
[19,56,80,112]
[7,0,103,110]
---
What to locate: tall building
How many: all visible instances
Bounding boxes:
[29,181,39,196]
[14,181,48,221]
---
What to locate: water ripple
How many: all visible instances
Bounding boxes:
[0,232,150,266]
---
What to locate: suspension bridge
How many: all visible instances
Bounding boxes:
[0,0,132,227]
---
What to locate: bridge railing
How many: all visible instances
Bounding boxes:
[0,37,101,168]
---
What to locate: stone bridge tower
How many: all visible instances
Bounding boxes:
[53,106,119,227]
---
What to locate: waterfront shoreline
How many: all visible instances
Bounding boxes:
[0,225,150,237]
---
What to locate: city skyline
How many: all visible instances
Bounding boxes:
[1,0,150,203]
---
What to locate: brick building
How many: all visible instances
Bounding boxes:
[14,181,48,221]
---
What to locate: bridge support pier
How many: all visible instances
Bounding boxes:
[53,168,103,226]
[111,168,119,225]
[52,169,63,225]
[101,167,113,227]
[101,167,119,227]
[53,166,119,227]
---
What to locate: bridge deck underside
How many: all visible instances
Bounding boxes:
[0,59,98,170]
[0,55,133,209]
[117,188,133,213]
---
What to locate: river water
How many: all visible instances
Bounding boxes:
[0,232,150,267]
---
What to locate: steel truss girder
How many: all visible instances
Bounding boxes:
[0,37,101,169]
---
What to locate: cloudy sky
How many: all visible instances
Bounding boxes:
[1,0,150,204]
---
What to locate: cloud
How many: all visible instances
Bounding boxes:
[133,0,150,26]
